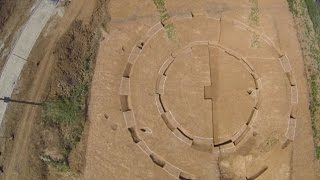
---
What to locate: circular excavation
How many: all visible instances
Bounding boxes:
[119,11,297,179]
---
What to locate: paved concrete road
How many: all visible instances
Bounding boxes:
[0,0,57,127]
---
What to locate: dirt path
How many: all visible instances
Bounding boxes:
[3,59,53,179]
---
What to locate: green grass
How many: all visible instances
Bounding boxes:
[317,145,320,159]
[288,0,299,16]
[42,97,82,125]
[310,75,319,137]
[50,160,70,172]
[39,3,102,174]
[152,0,176,40]
[249,0,260,26]
[165,23,175,40]
[304,1,320,158]
[153,0,170,22]
[305,0,320,42]
[42,83,87,125]
[251,34,260,48]
[41,83,88,169]
[40,155,70,172]
[249,0,260,48]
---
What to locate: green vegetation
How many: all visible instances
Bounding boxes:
[288,0,299,16]
[305,0,320,41]
[42,83,88,169]
[249,0,260,26]
[42,83,87,125]
[317,145,320,159]
[287,0,320,159]
[41,21,96,170]
[304,0,320,159]
[165,23,175,40]
[310,75,318,137]
[38,1,105,176]
[40,155,70,172]
[153,0,170,22]
[251,34,260,48]
[152,0,176,40]
[249,0,260,48]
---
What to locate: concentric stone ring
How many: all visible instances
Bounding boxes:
[119,11,297,179]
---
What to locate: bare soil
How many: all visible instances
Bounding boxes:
[0,0,318,180]
[84,0,317,179]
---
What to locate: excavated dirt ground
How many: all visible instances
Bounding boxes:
[85,0,318,179]
[0,0,318,180]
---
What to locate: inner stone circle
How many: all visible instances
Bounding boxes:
[157,42,258,147]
